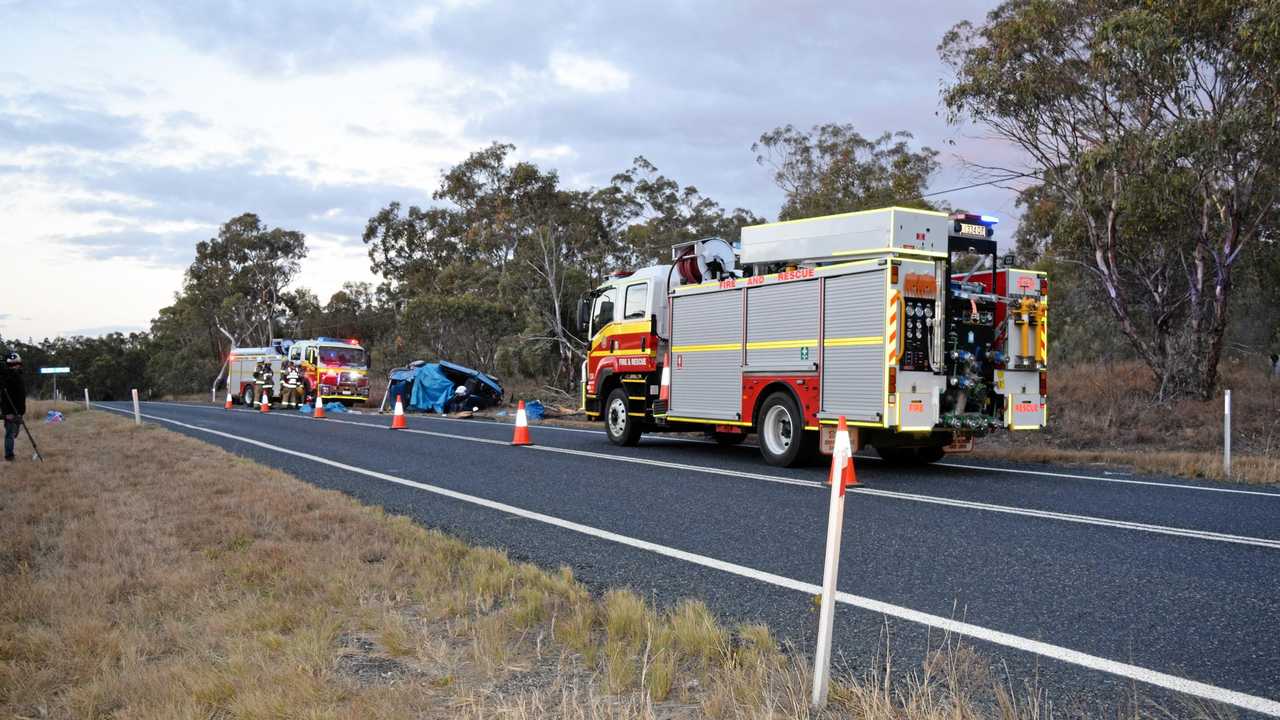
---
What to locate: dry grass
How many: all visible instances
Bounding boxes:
[0,402,1227,718]
[978,359,1280,485]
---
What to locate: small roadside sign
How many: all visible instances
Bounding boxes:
[40,367,71,375]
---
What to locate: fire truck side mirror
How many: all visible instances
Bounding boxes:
[576,295,592,334]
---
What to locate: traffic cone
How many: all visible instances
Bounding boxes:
[224,391,233,410]
[260,390,271,413]
[312,392,325,419]
[511,400,532,446]
[826,415,859,491]
[390,395,407,429]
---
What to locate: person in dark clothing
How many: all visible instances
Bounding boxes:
[2,352,26,462]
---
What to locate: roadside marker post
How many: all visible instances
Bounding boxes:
[131,388,141,426]
[812,415,858,709]
[1224,389,1232,479]
[84,388,90,411]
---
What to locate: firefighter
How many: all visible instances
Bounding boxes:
[254,359,274,405]
[281,361,302,408]
[2,352,26,462]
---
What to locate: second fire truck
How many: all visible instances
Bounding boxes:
[578,206,1048,467]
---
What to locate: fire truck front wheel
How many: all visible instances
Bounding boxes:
[757,391,816,467]
[241,385,256,406]
[604,388,642,446]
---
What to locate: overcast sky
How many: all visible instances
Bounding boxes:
[0,0,1025,342]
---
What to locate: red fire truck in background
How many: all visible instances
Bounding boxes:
[228,337,371,406]
[578,206,1047,467]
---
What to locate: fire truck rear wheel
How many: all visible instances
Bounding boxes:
[605,387,642,446]
[757,391,815,467]
[241,385,256,406]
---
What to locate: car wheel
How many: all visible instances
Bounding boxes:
[757,391,815,467]
[605,387,642,446]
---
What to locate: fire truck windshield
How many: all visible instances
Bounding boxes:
[318,346,367,368]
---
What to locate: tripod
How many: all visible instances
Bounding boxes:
[1,385,42,462]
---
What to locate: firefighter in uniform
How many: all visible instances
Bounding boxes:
[281,361,302,408]
[254,359,274,405]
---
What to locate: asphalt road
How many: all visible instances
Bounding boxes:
[95,400,1280,716]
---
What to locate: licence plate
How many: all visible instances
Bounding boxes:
[339,386,354,395]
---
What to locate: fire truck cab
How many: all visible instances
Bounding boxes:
[579,207,1048,467]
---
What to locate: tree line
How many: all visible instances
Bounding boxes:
[5,1,1277,404]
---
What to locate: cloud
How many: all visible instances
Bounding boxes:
[0,91,144,151]
[62,228,210,266]
[548,51,630,93]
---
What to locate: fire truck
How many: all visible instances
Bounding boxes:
[228,337,371,406]
[578,207,1047,467]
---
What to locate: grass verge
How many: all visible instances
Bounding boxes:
[0,402,1225,718]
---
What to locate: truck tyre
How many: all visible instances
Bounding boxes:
[605,387,642,446]
[241,385,256,406]
[757,391,815,467]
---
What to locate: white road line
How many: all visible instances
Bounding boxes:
[139,403,1280,550]
[92,404,1280,717]
[849,487,1280,549]
[932,460,1280,498]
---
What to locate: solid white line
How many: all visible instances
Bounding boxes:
[849,487,1280,550]
[933,460,1280,498]
[142,403,1280,550]
[93,404,1280,717]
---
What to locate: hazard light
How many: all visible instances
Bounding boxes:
[888,367,897,394]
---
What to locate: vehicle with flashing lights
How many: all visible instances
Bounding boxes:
[227,337,371,406]
[576,207,1048,467]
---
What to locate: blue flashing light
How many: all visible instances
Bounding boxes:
[980,214,1000,224]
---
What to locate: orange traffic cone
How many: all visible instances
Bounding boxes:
[826,415,859,491]
[224,391,233,410]
[511,400,532,446]
[312,392,325,419]
[390,395,407,429]
[259,390,271,413]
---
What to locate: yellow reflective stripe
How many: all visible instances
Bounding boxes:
[823,336,883,348]
[748,339,814,350]
[665,416,752,427]
[592,320,651,339]
[588,350,656,358]
[670,343,740,353]
[817,418,887,428]
[674,336,883,353]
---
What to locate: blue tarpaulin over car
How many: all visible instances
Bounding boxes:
[384,361,504,414]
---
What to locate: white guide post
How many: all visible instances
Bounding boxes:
[84,388,90,411]
[1223,389,1231,479]
[131,388,141,426]
[812,418,853,709]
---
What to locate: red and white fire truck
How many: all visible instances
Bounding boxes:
[578,207,1047,467]
[228,337,371,406]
